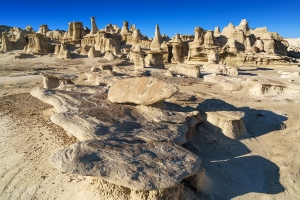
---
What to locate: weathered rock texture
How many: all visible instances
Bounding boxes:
[37,24,50,34]
[0,32,13,52]
[30,87,196,145]
[169,64,201,78]
[23,33,53,54]
[50,140,201,191]
[41,72,76,89]
[58,44,70,59]
[108,77,178,105]
[205,111,247,139]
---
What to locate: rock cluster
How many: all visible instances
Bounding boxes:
[31,75,218,199]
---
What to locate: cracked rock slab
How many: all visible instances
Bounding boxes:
[31,88,190,144]
[50,140,201,191]
[108,77,178,105]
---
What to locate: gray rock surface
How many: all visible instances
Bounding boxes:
[108,77,178,105]
[31,88,195,144]
[50,140,201,191]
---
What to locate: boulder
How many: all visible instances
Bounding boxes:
[108,77,178,105]
[169,65,201,78]
[50,140,202,191]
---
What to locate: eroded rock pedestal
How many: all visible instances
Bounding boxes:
[31,76,211,199]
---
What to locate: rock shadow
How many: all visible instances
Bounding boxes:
[193,98,285,198]
[241,107,287,138]
[237,71,258,76]
[197,98,287,138]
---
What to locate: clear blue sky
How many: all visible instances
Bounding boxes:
[1,0,299,38]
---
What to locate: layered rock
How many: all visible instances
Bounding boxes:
[31,87,193,145]
[215,19,290,66]
[23,33,53,54]
[187,27,218,63]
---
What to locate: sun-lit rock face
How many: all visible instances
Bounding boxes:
[108,77,178,105]
[23,33,53,54]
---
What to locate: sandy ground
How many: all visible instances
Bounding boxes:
[0,51,299,199]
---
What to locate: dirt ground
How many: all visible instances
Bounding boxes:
[0,51,299,200]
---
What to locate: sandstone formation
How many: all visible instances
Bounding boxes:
[3,16,299,200]
[41,72,76,89]
[0,32,13,52]
[202,63,238,76]
[23,33,53,54]
[285,38,300,58]
[58,43,70,59]
[204,111,247,139]
[50,140,202,191]
[37,24,50,34]
[149,24,163,51]
[169,64,201,78]
[31,87,198,145]
[131,45,145,69]
[88,46,97,58]
[104,50,116,61]
[46,30,64,40]
[143,25,166,68]
[54,44,60,55]
[90,17,99,34]
[108,77,178,105]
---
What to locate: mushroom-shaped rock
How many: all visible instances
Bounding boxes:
[108,77,178,105]
[50,140,202,191]
[205,111,247,139]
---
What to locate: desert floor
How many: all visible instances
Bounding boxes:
[0,51,299,200]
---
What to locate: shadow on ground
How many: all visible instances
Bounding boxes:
[193,99,285,199]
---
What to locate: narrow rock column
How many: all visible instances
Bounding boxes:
[0,32,13,52]
[67,22,73,37]
[245,36,252,52]
[72,22,83,40]
[90,17,98,34]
